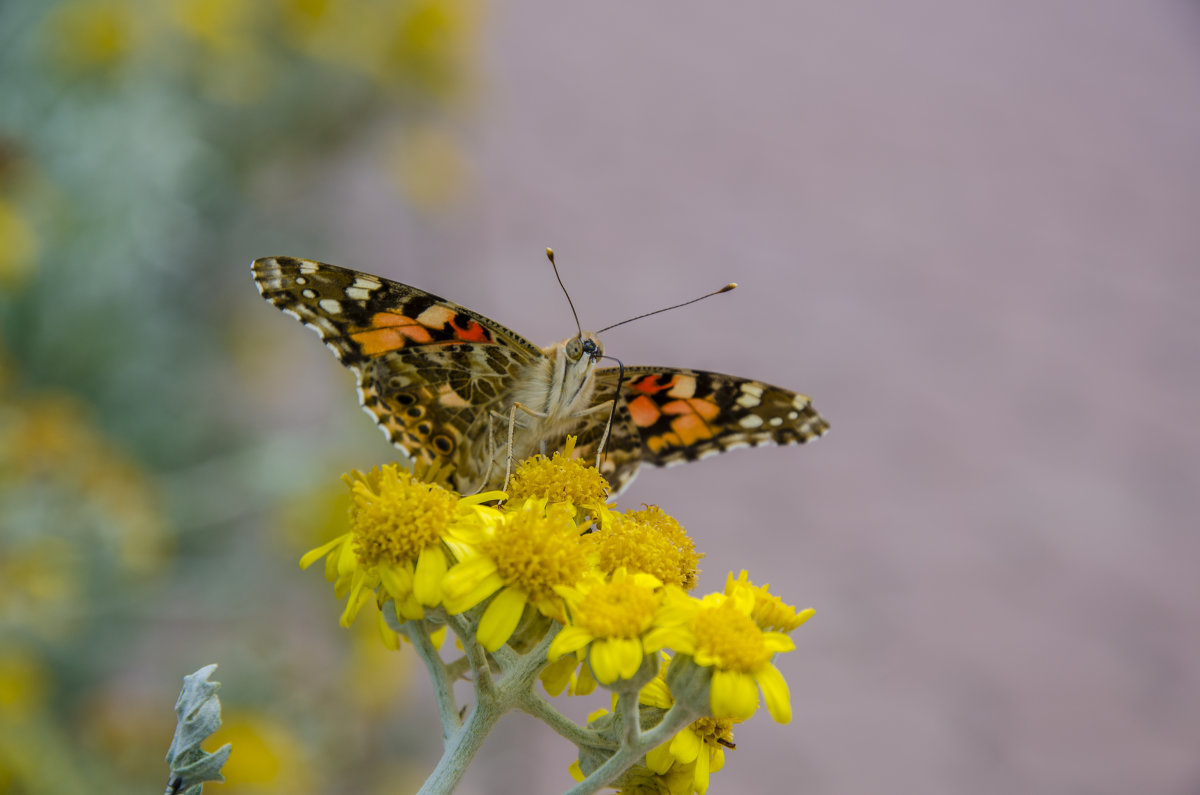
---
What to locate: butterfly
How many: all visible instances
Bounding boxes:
[251,256,828,495]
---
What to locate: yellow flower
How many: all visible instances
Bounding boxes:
[539,649,598,697]
[506,435,610,511]
[299,464,500,628]
[441,497,592,651]
[589,505,702,589]
[725,570,814,633]
[646,586,796,723]
[548,569,677,686]
[631,653,735,795]
[645,716,734,795]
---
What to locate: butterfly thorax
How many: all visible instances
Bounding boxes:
[505,331,604,448]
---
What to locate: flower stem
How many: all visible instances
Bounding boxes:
[415,695,504,795]
[517,691,616,750]
[404,618,462,738]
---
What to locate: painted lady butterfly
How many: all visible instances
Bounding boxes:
[251,256,828,495]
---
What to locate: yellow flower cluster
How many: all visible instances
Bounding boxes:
[299,439,815,794]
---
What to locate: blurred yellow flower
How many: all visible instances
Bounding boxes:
[388,123,470,210]
[0,649,48,721]
[0,199,38,287]
[44,0,145,73]
[215,715,315,794]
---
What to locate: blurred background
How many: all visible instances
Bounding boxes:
[1,1,1197,793]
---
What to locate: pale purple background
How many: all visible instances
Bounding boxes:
[283,2,1200,793]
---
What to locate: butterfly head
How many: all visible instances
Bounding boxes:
[565,332,604,365]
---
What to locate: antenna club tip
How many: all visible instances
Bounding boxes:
[721,282,738,293]
[545,247,555,260]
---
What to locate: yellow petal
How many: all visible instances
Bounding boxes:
[414,545,447,606]
[378,563,414,600]
[547,626,595,661]
[643,626,694,655]
[709,670,758,720]
[477,587,527,651]
[763,631,796,654]
[299,534,349,569]
[589,637,620,684]
[756,663,792,724]
[376,608,400,650]
[645,743,674,774]
[638,676,674,709]
[669,727,701,763]
[693,742,711,794]
[611,636,645,681]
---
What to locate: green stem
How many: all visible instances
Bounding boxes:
[616,690,640,746]
[516,690,617,750]
[447,612,496,701]
[406,620,461,738]
[415,695,504,795]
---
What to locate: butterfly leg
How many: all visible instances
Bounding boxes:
[493,402,553,492]
[570,400,616,468]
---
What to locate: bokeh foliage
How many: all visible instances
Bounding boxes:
[0,1,478,791]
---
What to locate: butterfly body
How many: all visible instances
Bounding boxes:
[252,256,828,495]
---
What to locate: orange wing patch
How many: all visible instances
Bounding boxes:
[352,312,435,354]
[628,394,661,428]
[662,398,719,445]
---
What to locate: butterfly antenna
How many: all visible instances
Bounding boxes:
[596,282,738,334]
[547,248,584,340]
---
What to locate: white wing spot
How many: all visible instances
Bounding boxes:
[299,262,319,275]
[309,316,339,336]
[353,277,382,291]
[736,393,761,408]
[295,276,307,285]
[769,416,783,427]
[345,287,373,301]
[787,410,799,421]
[319,299,343,315]
[792,394,811,409]
[739,414,764,429]
[301,289,317,299]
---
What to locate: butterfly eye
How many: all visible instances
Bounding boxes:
[566,338,583,360]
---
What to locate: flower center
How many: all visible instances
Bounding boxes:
[351,467,457,565]
[590,506,701,589]
[692,602,769,672]
[507,438,610,505]
[690,716,735,748]
[576,579,660,638]
[481,502,590,603]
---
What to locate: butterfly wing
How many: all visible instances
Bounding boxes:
[251,256,544,490]
[573,366,829,494]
